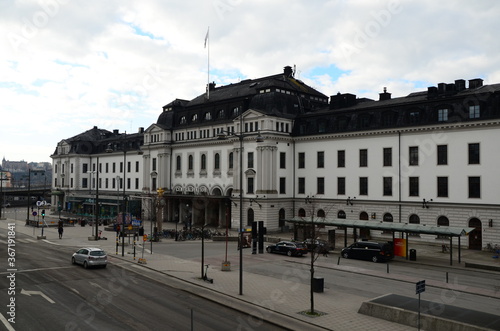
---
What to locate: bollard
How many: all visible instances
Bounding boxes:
[337,256,341,265]
[116,234,119,255]
[446,271,448,283]
[387,264,389,274]
[133,240,136,260]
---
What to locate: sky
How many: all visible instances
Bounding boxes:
[2,0,500,163]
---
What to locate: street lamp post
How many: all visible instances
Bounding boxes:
[218,112,263,295]
[107,142,127,257]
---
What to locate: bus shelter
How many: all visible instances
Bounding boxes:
[286,217,474,266]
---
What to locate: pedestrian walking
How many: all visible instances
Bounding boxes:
[58,224,64,239]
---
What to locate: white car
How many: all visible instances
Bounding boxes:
[72,248,107,268]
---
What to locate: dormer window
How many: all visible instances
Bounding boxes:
[217,109,225,119]
[438,109,448,122]
[180,116,186,124]
[469,105,480,119]
[205,112,212,120]
[192,114,198,122]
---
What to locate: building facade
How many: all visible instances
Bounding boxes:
[51,66,500,250]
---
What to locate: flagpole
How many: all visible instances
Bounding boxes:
[206,27,210,100]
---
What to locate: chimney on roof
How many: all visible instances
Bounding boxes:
[455,79,466,91]
[283,66,293,77]
[468,78,483,89]
[138,127,144,134]
[379,87,391,101]
[208,81,216,91]
[113,129,119,134]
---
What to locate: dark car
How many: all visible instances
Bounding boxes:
[341,241,393,263]
[266,241,308,257]
[303,238,334,254]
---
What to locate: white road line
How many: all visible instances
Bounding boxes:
[0,313,15,331]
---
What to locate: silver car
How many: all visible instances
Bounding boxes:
[72,248,107,268]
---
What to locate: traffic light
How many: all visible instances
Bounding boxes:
[41,209,45,217]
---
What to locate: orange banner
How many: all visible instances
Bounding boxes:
[394,238,407,257]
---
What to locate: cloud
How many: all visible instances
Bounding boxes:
[1,0,500,162]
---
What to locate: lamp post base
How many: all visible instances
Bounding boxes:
[221,261,231,271]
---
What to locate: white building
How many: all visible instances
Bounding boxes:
[51,67,500,250]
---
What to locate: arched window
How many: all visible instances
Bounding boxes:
[247,208,254,226]
[228,152,234,169]
[359,211,369,220]
[409,214,420,236]
[188,155,193,171]
[437,216,449,239]
[298,208,306,217]
[176,155,181,171]
[317,209,325,218]
[201,154,206,170]
[214,153,220,170]
[205,112,212,120]
[180,116,186,124]
[337,210,346,219]
[279,208,286,227]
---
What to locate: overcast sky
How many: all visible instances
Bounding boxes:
[2,0,500,163]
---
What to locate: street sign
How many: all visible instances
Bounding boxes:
[36,201,42,207]
[416,280,425,294]
[143,234,148,242]
[32,211,37,216]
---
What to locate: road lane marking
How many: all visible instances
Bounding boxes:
[42,239,62,245]
[0,313,15,331]
[21,289,55,303]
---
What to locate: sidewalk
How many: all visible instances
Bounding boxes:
[7,216,500,331]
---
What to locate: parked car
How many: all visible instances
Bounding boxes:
[303,238,334,254]
[266,241,308,257]
[72,248,107,268]
[341,241,393,263]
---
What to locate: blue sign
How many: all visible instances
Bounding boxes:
[32,211,37,216]
[132,220,142,226]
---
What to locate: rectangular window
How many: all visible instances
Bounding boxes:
[120,162,123,173]
[279,177,286,194]
[438,109,448,122]
[468,177,480,198]
[359,177,368,195]
[317,151,324,168]
[135,161,139,172]
[383,148,392,167]
[82,163,88,173]
[317,177,325,195]
[469,105,480,119]
[338,150,345,168]
[298,177,305,194]
[409,146,419,166]
[409,177,419,196]
[112,162,116,173]
[437,145,448,165]
[437,177,448,197]
[127,178,131,189]
[71,164,74,173]
[247,152,254,168]
[152,158,157,171]
[105,163,109,173]
[70,178,74,188]
[298,152,305,168]
[82,177,88,189]
[105,178,109,189]
[383,177,392,196]
[247,177,254,194]
[135,178,139,189]
[337,177,345,195]
[127,161,131,173]
[280,152,286,169]
[359,149,368,167]
[409,111,420,125]
[468,143,480,164]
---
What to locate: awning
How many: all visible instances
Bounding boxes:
[285,217,474,237]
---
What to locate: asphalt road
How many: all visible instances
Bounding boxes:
[0,230,283,331]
